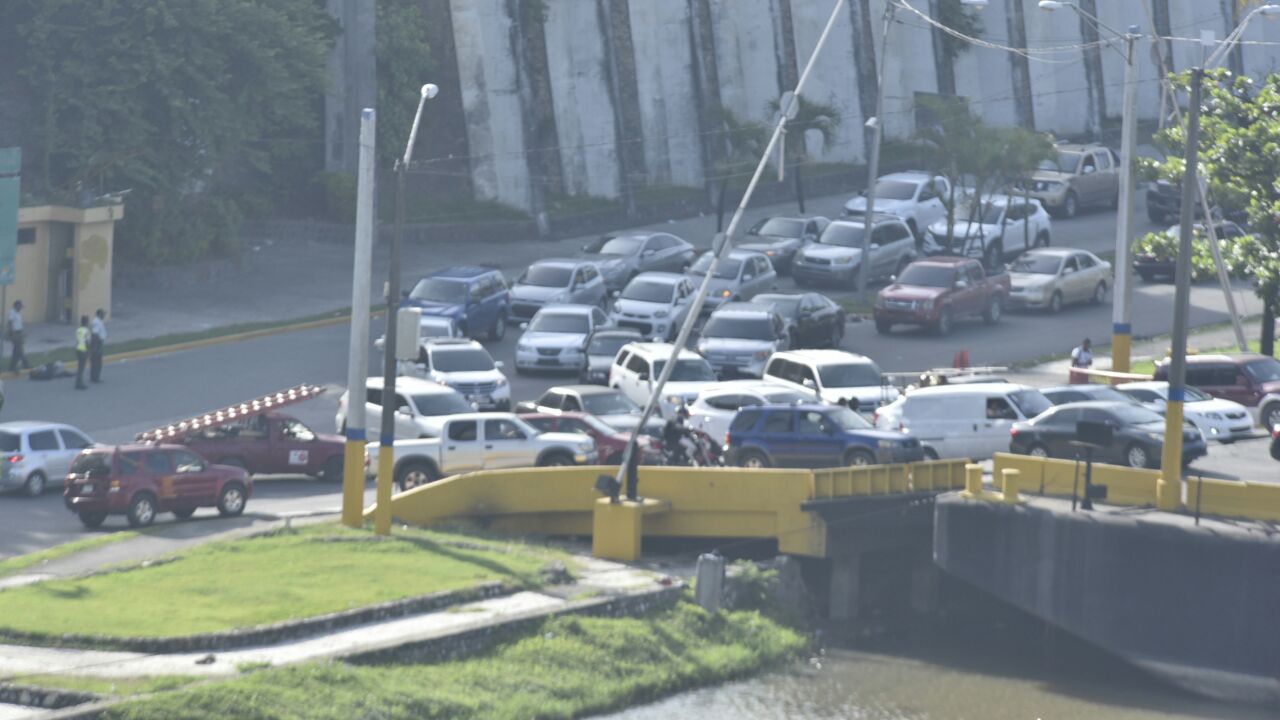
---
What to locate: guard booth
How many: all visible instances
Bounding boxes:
[12,202,122,324]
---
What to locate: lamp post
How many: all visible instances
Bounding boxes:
[857,0,988,306]
[342,109,376,528]
[374,82,438,536]
[1037,1,1140,372]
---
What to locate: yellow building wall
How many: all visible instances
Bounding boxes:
[11,225,50,321]
[12,204,121,326]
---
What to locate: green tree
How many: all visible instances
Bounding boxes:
[376,0,436,170]
[0,0,336,263]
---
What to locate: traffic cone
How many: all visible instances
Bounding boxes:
[952,350,970,369]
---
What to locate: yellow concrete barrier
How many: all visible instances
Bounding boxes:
[993,453,1159,507]
[907,459,969,491]
[1001,468,1022,504]
[1187,478,1280,523]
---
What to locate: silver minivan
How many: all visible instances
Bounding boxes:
[0,422,96,496]
[873,383,1053,460]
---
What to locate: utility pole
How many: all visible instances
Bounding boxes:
[857,2,895,307]
[1159,67,1203,513]
[1110,28,1139,372]
[343,109,376,528]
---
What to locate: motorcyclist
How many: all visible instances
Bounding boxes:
[662,405,694,466]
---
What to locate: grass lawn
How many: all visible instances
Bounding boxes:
[99,603,807,720]
[0,524,564,640]
[8,674,199,698]
[0,531,138,579]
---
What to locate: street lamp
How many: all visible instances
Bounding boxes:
[857,0,988,305]
[1206,3,1280,68]
[374,82,438,537]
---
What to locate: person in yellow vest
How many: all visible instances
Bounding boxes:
[75,316,90,390]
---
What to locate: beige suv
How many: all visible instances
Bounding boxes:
[1024,142,1119,218]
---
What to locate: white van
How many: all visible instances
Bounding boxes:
[762,350,898,411]
[873,383,1053,460]
[609,342,717,417]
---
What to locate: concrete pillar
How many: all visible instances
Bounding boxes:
[1002,467,1021,504]
[828,553,862,621]
[964,463,983,497]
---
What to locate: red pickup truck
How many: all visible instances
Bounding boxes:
[873,256,1010,335]
[178,412,345,481]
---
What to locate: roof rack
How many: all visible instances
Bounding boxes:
[135,384,325,444]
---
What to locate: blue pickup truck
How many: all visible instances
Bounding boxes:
[724,403,922,468]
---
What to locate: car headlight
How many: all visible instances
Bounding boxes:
[765,249,776,256]
[835,255,855,265]
[496,377,508,387]
[1203,412,1223,420]
[719,289,732,298]
[696,342,708,354]
[517,342,532,352]
[654,309,668,318]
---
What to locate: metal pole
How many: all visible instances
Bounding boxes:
[1111,30,1139,372]
[610,0,848,494]
[1198,182,1249,351]
[857,3,895,306]
[343,108,376,528]
[1159,67,1202,513]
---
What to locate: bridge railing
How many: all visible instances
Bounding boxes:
[810,459,968,500]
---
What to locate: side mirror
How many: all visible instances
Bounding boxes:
[611,290,621,299]
[638,373,649,381]
[642,248,656,257]
[802,378,816,389]
[1083,166,1096,175]
[889,275,897,283]
[519,322,529,331]
[494,360,505,369]
[1062,267,1075,275]
[869,243,881,251]
[955,279,968,289]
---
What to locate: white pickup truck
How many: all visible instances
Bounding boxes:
[368,412,599,490]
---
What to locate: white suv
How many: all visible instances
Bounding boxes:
[844,171,950,238]
[762,350,898,411]
[336,377,475,439]
[405,339,510,411]
[696,303,790,379]
[609,342,717,418]
[0,422,95,496]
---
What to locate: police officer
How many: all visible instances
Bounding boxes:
[89,309,107,383]
[75,316,90,390]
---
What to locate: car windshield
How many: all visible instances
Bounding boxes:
[872,179,918,200]
[1009,389,1053,418]
[653,358,716,382]
[621,280,675,303]
[689,254,742,279]
[1010,254,1062,275]
[829,406,873,430]
[755,295,800,317]
[598,237,644,255]
[431,348,495,372]
[529,313,589,334]
[749,218,805,238]
[819,362,882,388]
[1040,151,1082,173]
[413,392,474,416]
[818,223,866,248]
[70,452,112,475]
[1244,358,1280,383]
[588,335,635,357]
[896,264,954,288]
[0,432,19,453]
[409,277,467,304]
[582,392,641,415]
[520,265,573,288]
[702,316,776,341]
[1109,404,1166,426]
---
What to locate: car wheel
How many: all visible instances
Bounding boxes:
[1138,270,1155,283]
[217,457,247,471]
[23,471,46,497]
[1063,191,1079,218]
[173,507,197,520]
[1125,443,1152,469]
[1091,282,1107,305]
[537,451,575,467]
[321,456,344,483]
[396,460,440,491]
[982,296,1003,325]
[1261,402,1280,432]
[1035,231,1050,248]
[1027,442,1050,459]
[934,308,953,336]
[844,448,875,467]
[921,447,940,461]
[1048,291,1063,314]
[874,318,893,335]
[217,483,247,517]
[78,511,107,529]
[488,312,507,342]
[737,449,770,468]
[127,492,157,528]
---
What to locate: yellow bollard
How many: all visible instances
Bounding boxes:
[1001,468,1021,504]
[341,439,366,528]
[964,463,984,497]
[1111,331,1131,374]
[374,444,394,535]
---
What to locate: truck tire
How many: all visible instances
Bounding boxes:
[933,307,953,336]
[982,296,1003,325]
[843,448,875,467]
[1147,206,1167,224]
[536,451,575,467]
[874,318,892,335]
[1063,191,1079,218]
[488,311,507,342]
[78,511,107,529]
[127,492,157,528]
[396,460,440,491]
[1261,401,1280,432]
[217,483,247,517]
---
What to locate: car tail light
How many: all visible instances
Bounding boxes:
[724,432,732,448]
[1010,427,1019,437]
[6,454,22,463]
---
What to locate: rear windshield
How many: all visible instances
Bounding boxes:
[819,362,882,388]
[409,277,467,304]
[755,295,800,317]
[529,312,589,334]
[520,265,573,288]
[70,452,112,475]
[896,264,954,288]
[0,432,18,453]
[749,218,805,238]
[588,335,634,357]
[621,279,675,303]
[1008,389,1053,418]
[413,392,474,416]
[702,316,776,341]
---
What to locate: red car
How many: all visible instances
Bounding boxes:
[176,412,345,481]
[519,412,655,464]
[64,444,252,528]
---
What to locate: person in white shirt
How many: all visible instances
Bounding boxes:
[6,300,27,372]
[1069,338,1093,385]
[89,308,108,383]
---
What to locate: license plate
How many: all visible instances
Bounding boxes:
[467,394,492,404]
[82,484,95,494]
[536,358,558,366]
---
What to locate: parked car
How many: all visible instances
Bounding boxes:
[177,413,345,481]
[1154,353,1280,428]
[371,413,598,490]
[0,422,94,496]
[686,249,777,313]
[401,339,510,411]
[1023,142,1119,218]
[1007,248,1111,312]
[336,376,475,439]
[843,171,951,238]
[520,412,653,465]
[763,350,895,411]
[793,214,916,288]
[515,304,611,374]
[753,292,846,349]
[509,258,608,323]
[1271,424,1280,461]
[609,342,717,417]
[608,272,695,342]
[923,194,1052,268]
[1133,222,1247,283]
[404,266,510,342]
[1009,401,1207,469]
[874,257,1010,335]
[697,303,790,379]
[580,328,643,385]
[515,385,657,435]
[686,380,813,442]
[1116,381,1254,443]
[580,232,697,291]
[64,444,251,528]
[874,383,1054,460]
[737,215,829,273]
[725,403,923,468]
[1041,383,1141,407]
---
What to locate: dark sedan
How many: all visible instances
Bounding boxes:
[1009,401,1207,469]
[753,292,846,349]
[1041,384,1142,406]
[736,216,829,273]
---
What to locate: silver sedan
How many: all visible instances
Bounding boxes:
[1007,248,1112,313]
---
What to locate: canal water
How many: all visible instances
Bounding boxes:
[600,620,1273,720]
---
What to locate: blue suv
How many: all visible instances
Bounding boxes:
[725,403,923,468]
[405,267,511,341]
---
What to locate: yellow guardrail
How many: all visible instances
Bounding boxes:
[1187,477,1280,523]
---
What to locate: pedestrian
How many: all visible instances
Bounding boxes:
[6,300,28,372]
[1069,337,1093,385]
[74,315,90,390]
[89,308,107,383]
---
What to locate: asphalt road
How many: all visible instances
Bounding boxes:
[0,195,1269,558]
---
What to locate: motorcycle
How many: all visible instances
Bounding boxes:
[659,427,724,467]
